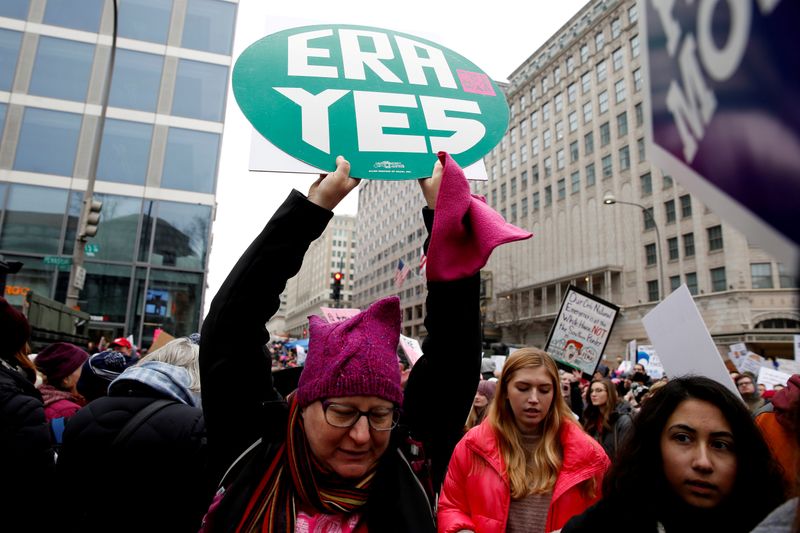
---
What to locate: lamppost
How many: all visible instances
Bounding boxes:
[603,192,664,301]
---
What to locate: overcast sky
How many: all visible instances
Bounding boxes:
[205,0,590,315]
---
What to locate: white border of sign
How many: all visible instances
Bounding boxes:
[637,0,799,273]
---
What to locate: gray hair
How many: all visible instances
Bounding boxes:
[138,337,200,393]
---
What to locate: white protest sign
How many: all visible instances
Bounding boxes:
[627,339,637,364]
[637,345,664,379]
[738,352,765,378]
[757,367,792,390]
[642,285,738,397]
[729,342,748,371]
[398,334,423,366]
[491,355,507,374]
[319,306,361,323]
[776,358,800,376]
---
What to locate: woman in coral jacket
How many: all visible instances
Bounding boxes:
[438,348,610,533]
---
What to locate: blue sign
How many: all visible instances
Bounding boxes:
[643,0,799,266]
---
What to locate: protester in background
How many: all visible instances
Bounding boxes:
[33,342,88,422]
[581,378,633,461]
[198,153,515,532]
[562,376,785,532]
[438,348,609,533]
[57,336,208,532]
[77,341,139,401]
[0,297,55,524]
[465,380,496,431]
[561,369,585,418]
[755,374,800,497]
[109,336,134,356]
[481,357,497,380]
[737,372,766,414]
[631,363,652,386]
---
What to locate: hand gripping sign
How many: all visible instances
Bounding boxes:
[233,24,509,179]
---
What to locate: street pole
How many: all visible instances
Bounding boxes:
[66,0,118,308]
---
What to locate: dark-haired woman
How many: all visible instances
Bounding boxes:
[562,376,786,533]
[581,378,632,461]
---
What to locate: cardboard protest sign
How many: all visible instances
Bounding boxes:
[738,352,765,378]
[641,0,800,270]
[399,334,423,366]
[757,367,791,390]
[319,306,361,323]
[148,329,175,353]
[233,24,508,179]
[544,286,619,377]
[642,285,738,396]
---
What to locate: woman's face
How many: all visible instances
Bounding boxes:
[589,382,608,407]
[302,395,392,479]
[473,392,489,408]
[660,399,737,509]
[507,366,554,435]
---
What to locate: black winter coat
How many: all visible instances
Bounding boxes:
[0,361,55,530]
[199,191,481,533]
[56,383,210,533]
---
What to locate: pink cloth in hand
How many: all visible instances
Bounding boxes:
[426,152,533,281]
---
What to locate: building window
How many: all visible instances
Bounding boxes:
[556,120,564,140]
[500,183,507,202]
[685,272,698,294]
[557,149,565,170]
[670,275,681,292]
[570,141,579,162]
[543,129,552,149]
[531,110,538,129]
[545,186,552,206]
[511,177,517,196]
[532,137,539,156]
[612,47,624,71]
[600,122,611,146]
[629,4,639,23]
[491,189,497,205]
[558,178,566,199]
[0,1,30,20]
[751,263,773,289]
[0,103,6,135]
[647,280,659,302]
[617,111,628,137]
[664,199,676,223]
[619,145,630,171]
[45,0,104,32]
[640,172,652,195]
[683,233,695,257]
[119,0,173,44]
[635,102,644,126]
[583,101,593,123]
[109,49,164,112]
[668,237,679,260]
[173,59,229,122]
[531,85,537,101]
[521,197,528,218]
[585,131,594,154]
[544,157,552,177]
[710,267,727,292]
[568,82,577,103]
[0,28,22,92]
[615,79,626,103]
[533,191,540,210]
[543,102,551,121]
[599,90,609,114]
[595,31,605,50]
[645,243,657,265]
[566,55,575,73]
[779,264,798,288]
[602,155,613,178]
[663,175,673,188]
[147,201,212,269]
[182,0,236,55]
[520,118,527,137]
[581,43,589,63]
[571,171,580,194]
[0,184,68,255]
[161,128,221,193]
[643,207,655,229]
[638,137,646,162]
[29,36,95,102]
[510,203,517,222]
[554,65,562,84]
[521,170,528,190]
[631,35,640,58]
[510,151,517,169]
[97,119,153,185]
[680,194,692,217]
[520,144,528,163]
[554,92,563,113]
[596,60,607,83]
[634,68,643,92]
[510,127,517,145]
[14,108,81,176]
[612,17,622,38]
[581,71,591,93]
[542,75,549,93]
[586,163,596,186]
[707,225,723,251]
[568,111,578,132]
[520,95,526,110]
[532,164,539,183]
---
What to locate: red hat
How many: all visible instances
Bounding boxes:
[110,337,132,349]
[426,152,532,281]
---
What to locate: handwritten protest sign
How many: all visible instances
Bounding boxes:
[544,286,619,377]
[319,306,361,323]
[637,345,664,380]
[728,343,748,371]
[399,334,423,366]
[148,329,175,353]
[739,352,765,378]
[757,367,791,390]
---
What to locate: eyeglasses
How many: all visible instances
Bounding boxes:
[321,400,399,431]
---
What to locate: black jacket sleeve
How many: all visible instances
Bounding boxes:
[200,190,332,482]
[401,208,482,492]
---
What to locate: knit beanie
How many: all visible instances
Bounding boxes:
[35,342,89,382]
[477,380,496,402]
[297,296,403,407]
[0,297,30,361]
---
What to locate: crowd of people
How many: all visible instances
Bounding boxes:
[1,152,798,532]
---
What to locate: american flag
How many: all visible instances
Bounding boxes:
[394,259,411,289]
[419,250,427,276]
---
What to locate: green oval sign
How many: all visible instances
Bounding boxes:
[233,24,509,179]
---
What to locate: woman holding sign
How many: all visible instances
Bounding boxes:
[562,376,785,533]
[198,152,530,533]
[437,348,610,533]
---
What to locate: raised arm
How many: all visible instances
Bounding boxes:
[200,157,358,480]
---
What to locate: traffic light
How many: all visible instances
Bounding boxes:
[79,197,103,240]
[330,271,344,302]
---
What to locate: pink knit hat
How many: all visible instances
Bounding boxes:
[426,152,532,281]
[297,296,403,407]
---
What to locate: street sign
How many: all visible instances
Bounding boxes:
[84,243,99,256]
[233,24,509,179]
[640,0,800,270]
[73,265,86,290]
[43,256,72,266]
